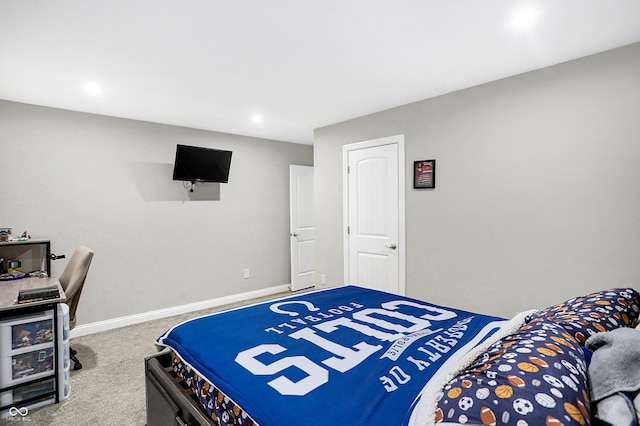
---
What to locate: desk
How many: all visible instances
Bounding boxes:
[0,277,68,416]
[0,277,65,311]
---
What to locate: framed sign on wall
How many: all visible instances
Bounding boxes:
[413,159,436,189]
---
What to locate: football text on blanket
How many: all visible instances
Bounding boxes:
[157,286,522,426]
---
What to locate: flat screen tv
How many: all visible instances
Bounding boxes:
[172,144,232,183]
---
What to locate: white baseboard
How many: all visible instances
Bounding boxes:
[70,284,291,338]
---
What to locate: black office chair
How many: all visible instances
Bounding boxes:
[58,245,94,370]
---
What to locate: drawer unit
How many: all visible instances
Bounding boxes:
[10,317,53,349]
[0,377,55,408]
[7,347,55,384]
[0,310,55,388]
[57,304,70,401]
[0,304,70,418]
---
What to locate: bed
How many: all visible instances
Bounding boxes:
[147,285,640,426]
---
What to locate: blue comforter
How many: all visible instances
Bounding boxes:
[156,285,509,426]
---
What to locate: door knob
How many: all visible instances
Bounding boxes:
[291,232,299,237]
[385,243,397,250]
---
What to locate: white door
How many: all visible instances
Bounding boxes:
[290,165,315,291]
[344,136,405,295]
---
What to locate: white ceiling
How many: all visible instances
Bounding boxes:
[1,1,640,145]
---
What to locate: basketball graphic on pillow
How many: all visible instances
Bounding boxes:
[495,385,513,399]
[447,387,462,399]
[550,335,573,348]
[517,362,539,373]
[537,347,557,357]
[564,401,586,425]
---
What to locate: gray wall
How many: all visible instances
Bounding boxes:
[0,101,313,325]
[314,42,640,318]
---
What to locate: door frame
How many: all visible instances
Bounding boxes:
[342,134,406,295]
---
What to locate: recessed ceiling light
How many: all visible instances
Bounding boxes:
[509,6,539,32]
[251,114,263,124]
[83,81,103,96]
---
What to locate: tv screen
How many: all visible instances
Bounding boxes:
[172,144,232,183]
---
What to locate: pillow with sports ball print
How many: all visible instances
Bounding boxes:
[435,317,591,425]
[527,288,640,345]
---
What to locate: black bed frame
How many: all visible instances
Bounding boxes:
[145,351,217,426]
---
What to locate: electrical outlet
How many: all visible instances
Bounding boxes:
[243,268,250,279]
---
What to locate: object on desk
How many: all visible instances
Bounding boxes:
[0,258,6,274]
[7,259,22,273]
[10,233,30,242]
[0,228,10,242]
[17,285,60,304]
[0,271,27,281]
